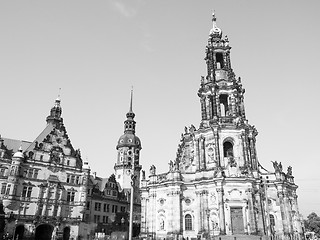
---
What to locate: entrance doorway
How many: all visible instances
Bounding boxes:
[230,207,244,234]
[35,224,54,240]
[14,225,25,240]
[63,226,70,240]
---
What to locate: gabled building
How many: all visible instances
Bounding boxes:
[140,14,304,240]
[0,98,90,240]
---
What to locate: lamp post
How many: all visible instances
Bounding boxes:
[128,157,137,240]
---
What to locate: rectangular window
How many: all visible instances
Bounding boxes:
[66,175,70,183]
[13,185,17,196]
[112,191,117,197]
[86,202,90,210]
[107,204,110,212]
[5,184,11,195]
[97,215,100,223]
[121,206,126,212]
[23,169,27,177]
[27,187,32,197]
[1,183,6,194]
[33,169,39,179]
[70,175,75,184]
[103,203,107,212]
[94,215,98,223]
[22,186,32,197]
[115,205,118,213]
[94,202,101,211]
[0,168,5,176]
[103,216,108,223]
[67,191,75,202]
[27,169,33,178]
[112,205,115,213]
[76,176,80,184]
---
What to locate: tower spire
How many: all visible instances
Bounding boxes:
[126,87,135,120]
[129,86,133,113]
[209,11,222,39]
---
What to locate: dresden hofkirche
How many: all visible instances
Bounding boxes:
[140,14,304,240]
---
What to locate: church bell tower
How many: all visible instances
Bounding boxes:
[195,12,259,175]
[114,90,142,202]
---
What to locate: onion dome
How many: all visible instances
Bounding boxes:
[209,12,222,39]
[116,89,142,150]
[13,146,24,158]
[117,133,141,149]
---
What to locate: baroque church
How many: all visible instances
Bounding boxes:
[140,14,304,240]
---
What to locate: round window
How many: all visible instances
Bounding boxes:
[185,198,191,205]
[128,139,133,143]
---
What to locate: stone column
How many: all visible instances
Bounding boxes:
[201,97,207,120]
[170,189,181,234]
[208,96,213,119]
[205,96,211,121]
[246,188,257,234]
[212,93,218,117]
[254,191,265,235]
[213,132,221,167]
[195,190,203,233]
[149,192,157,237]
[42,185,50,216]
[195,138,201,171]
[199,137,205,170]
[216,187,225,234]
[241,134,248,167]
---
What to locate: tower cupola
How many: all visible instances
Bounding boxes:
[46,97,63,125]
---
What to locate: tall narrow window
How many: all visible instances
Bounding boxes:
[67,191,75,202]
[219,94,229,117]
[216,52,224,69]
[1,184,6,194]
[185,214,193,230]
[5,184,11,195]
[223,141,234,157]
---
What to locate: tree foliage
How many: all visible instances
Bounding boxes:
[304,212,320,238]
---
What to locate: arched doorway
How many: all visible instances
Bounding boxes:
[14,225,25,240]
[63,226,70,240]
[35,224,54,240]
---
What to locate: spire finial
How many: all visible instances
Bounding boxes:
[129,86,133,113]
[58,88,61,100]
[209,11,222,38]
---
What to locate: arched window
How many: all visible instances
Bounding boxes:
[216,52,224,69]
[219,94,229,116]
[185,214,192,230]
[223,141,233,157]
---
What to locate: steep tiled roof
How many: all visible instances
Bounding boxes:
[25,124,54,152]
[2,138,31,152]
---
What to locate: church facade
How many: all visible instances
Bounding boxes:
[140,14,304,240]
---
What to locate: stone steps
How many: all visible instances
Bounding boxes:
[212,235,268,240]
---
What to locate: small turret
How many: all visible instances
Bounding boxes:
[46,98,63,125]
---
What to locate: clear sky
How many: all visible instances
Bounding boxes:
[0,0,319,217]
